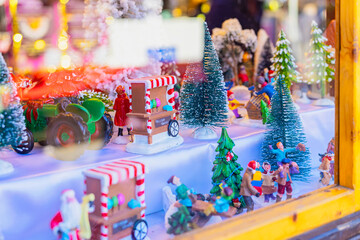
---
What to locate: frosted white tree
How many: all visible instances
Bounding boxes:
[304,21,335,105]
[212,18,257,85]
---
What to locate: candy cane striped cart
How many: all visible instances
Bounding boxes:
[83,160,147,240]
[125,75,184,154]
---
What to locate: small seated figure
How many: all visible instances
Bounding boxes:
[248,76,275,100]
[214,186,234,213]
[167,175,192,207]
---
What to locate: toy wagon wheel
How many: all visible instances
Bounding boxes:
[132,219,148,240]
[168,120,179,137]
[12,129,34,154]
[88,112,114,150]
[47,113,90,147]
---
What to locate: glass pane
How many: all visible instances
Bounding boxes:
[0,0,336,239]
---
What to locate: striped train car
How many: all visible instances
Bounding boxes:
[83,159,148,240]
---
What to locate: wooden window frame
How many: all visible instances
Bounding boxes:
[177,0,359,238]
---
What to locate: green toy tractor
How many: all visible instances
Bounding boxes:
[11,98,113,155]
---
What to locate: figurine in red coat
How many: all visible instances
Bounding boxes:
[114,85,131,136]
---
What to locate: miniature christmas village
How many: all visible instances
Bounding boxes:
[0,1,336,239]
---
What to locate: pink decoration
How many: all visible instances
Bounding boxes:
[118,193,125,205]
[155,98,161,107]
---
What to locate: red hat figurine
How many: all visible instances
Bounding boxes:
[248,160,259,170]
[227,90,234,98]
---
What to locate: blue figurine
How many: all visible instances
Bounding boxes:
[248,76,275,100]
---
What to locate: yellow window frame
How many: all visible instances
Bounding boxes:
[177,0,359,238]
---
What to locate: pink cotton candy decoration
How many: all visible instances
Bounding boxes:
[155,98,161,107]
[118,193,125,205]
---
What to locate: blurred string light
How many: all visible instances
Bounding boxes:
[172,8,182,17]
[268,0,280,11]
[57,0,71,69]
[105,16,114,25]
[200,3,210,14]
[9,0,20,70]
[13,33,22,43]
[61,54,71,69]
[34,39,46,50]
[197,14,205,20]
[161,10,172,19]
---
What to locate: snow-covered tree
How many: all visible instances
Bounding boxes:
[271,30,300,88]
[254,29,274,76]
[0,54,26,175]
[305,21,335,99]
[83,0,163,45]
[180,22,228,139]
[212,18,257,85]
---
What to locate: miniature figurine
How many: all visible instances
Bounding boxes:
[263,68,274,83]
[249,76,275,100]
[269,142,306,163]
[50,189,94,240]
[167,175,192,207]
[251,170,263,196]
[319,153,333,186]
[274,158,300,202]
[261,161,277,203]
[238,65,249,87]
[239,160,261,212]
[227,90,243,119]
[327,137,335,154]
[167,205,193,235]
[214,184,235,213]
[113,85,131,137]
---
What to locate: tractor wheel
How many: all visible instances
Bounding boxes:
[12,129,34,154]
[47,113,90,148]
[89,112,114,150]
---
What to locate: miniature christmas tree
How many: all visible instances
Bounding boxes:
[260,100,269,124]
[210,128,243,197]
[305,21,335,100]
[180,62,206,128]
[271,30,300,88]
[261,74,310,180]
[256,38,274,76]
[0,54,26,175]
[167,205,193,235]
[180,22,228,139]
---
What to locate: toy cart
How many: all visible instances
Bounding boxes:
[245,93,269,120]
[83,160,147,240]
[126,76,183,154]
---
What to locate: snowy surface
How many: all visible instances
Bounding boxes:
[112,135,131,145]
[192,127,218,140]
[126,134,184,154]
[0,160,14,176]
[0,104,334,240]
[313,98,335,107]
[146,166,332,239]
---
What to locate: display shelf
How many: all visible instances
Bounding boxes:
[0,104,334,240]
